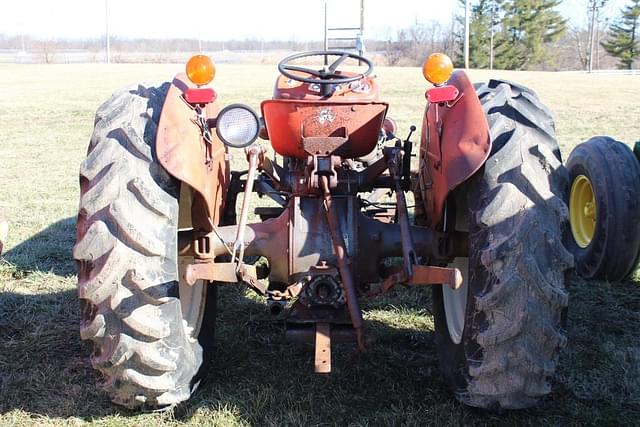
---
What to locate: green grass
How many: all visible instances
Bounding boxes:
[1,63,640,426]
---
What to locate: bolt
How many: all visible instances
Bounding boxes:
[269,303,283,316]
[584,201,595,218]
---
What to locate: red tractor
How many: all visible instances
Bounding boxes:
[74,51,571,410]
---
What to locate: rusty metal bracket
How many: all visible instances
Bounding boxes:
[184,262,239,286]
[237,264,268,295]
[315,322,332,373]
[258,154,285,191]
[407,265,462,288]
[179,229,232,259]
[302,128,348,156]
[306,153,341,189]
[184,261,268,296]
[193,232,215,259]
[373,264,463,297]
[302,132,347,190]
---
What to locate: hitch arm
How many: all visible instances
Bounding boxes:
[371,147,463,296]
[385,147,417,279]
[232,145,264,269]
[321,175,366,351]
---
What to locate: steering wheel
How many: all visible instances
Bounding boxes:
[278,50,373,95]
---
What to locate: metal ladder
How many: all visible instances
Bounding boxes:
[323,0,365,63]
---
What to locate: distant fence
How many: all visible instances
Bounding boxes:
[559,69,640,75]
[0,49,387,66]
[0,49,301,65]
[2,48,636,71]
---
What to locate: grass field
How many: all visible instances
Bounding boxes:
[1,62,640,426]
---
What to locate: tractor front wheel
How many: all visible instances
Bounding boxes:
[566,136,640,281]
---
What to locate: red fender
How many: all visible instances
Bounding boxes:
[156,74,229,230]
[417,70,491,228]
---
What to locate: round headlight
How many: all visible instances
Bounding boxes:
[215,104,259,148]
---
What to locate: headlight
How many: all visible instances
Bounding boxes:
[215,104,259,148]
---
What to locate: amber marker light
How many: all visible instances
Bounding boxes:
[186,54,216,86]
[422,53,454,86]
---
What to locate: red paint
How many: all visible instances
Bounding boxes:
[425,85,459,104]
[261,100,388,159]
[273,71,379,101]
[184,88,216,104]
[418,71,491,228]
[157,74,228,231]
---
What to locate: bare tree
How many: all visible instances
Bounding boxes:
[39,38,57,64]
[385,21,450,66]
[385,30,411,65]
[571,26,590,69]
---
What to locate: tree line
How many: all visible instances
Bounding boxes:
[455,0,639,70]
[1,1,637,69]
[601,0,640,68]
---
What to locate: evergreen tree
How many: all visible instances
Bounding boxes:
[454,0,503,68]
[601,0,640,69]
[469,0,498,67]
[494,0,566,70]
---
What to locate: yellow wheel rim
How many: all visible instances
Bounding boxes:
[569,175,597,248]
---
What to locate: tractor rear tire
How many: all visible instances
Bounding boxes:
[74,83,216,409]
[432,80,572,410]
[566,136,640,280]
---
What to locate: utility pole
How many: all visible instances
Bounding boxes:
[359,0,365,64]
[323,0,328,65]
[588,0,596,72]
[595,17,608,69]
[18,22,26,53]
[105,0,111,64]
[464,0,470,69]
[489,0,496,70]
[588,0,607,73]
[360,0,365,40]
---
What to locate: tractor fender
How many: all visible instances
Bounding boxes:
[156,73,229,230]
[417,70,490,228]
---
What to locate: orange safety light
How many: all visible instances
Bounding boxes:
[422,53,454,86]
[186,54,216,86]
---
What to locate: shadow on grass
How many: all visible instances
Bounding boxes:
[0,217,472,423]
[0,280,467,423]
[0,217,116,418]
[2,216,76,277]
[1,219,640,424]
[0,288,116,418]
[1,269,640,424]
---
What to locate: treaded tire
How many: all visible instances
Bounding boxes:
[74,83,215,409]
[566,136,640,280]
[432,80,573,410]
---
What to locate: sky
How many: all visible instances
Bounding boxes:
[0,0,632,41]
